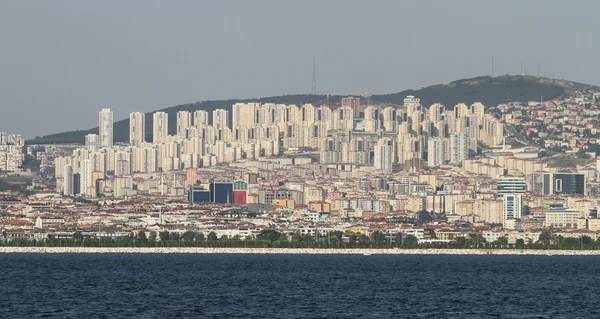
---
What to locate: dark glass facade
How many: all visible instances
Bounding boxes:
[188,180,241,204]
[543,174,551,195]
[210,181,234,204]
[188,186,211,203]
[553,174,585,195]
[73,173,81,194]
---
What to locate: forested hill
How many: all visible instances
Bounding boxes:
[27,75,596,144]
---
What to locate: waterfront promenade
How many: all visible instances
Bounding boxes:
[1,247,600,255]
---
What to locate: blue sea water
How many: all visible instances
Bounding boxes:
[0,254,598,318]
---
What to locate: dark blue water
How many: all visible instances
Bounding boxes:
[0,254,598,318]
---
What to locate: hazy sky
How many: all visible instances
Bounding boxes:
[0,0,598,138]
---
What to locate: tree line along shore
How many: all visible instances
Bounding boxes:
[1,247,600,256]
[2,229,600,251]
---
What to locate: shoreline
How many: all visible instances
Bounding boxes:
[1,247,600,255]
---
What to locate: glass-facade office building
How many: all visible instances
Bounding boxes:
[552,173,585,195]
[188,179,241,204]
[497,176,527,196]
[188,185,211,203]
[210,179,234,204]
[531,172,586,195]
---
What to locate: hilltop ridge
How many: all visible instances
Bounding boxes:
[27,75,596,145]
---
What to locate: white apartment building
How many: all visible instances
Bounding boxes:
[0,133,24,172]
[85,134,99,149]
[212,109,229,130]
[544,209,581,229]
[176,111,192,137]
[374,138,393,174]
[129,112,145,146]
[502,194,522,229]
[80,159,93,197]
[63,164,73,196]
[99,108,113,148]
[427,138,446,167]
[153,112,169,144]
[194,110,209,127]
[449,132,468,164]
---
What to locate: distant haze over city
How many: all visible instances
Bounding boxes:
[0,0,598,138]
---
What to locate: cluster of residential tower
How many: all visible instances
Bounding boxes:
[3,94,600,245]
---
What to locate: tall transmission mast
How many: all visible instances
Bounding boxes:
[311,58,317,95]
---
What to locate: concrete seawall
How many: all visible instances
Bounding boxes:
[1,247,600,255]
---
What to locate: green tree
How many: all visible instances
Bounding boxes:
[258,229,282,242]
[468,233,486,248]
[348,234,358,246]
[538,229,555,246]
[515,239,525,249]
[561,237,579,250]
[136,231,147,246]
[327,231,344,247]
[181,231,196,243]
[495,236,509,248]
[370,231,386,246]
[73,231,84,241]
[453,237,470,248]
[291,231,305,243]
[207,232,218,242]
[20,154,41,172]
[159,231,170,243]
[357,234,370,247]
[581,236,594,249]
[401,235,419,248]
[148,231,157,243]
[577,151,591,159]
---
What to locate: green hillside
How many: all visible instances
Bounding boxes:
[372,75,570,106]
[27,75,592,145]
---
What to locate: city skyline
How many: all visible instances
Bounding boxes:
[2,85,600,250]
[1,1,599,137]
[54,96,505,201]
[4,1,600,317]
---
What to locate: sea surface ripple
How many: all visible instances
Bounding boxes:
[0,254,597,318]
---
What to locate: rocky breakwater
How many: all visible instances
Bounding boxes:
[1,247,600,255]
